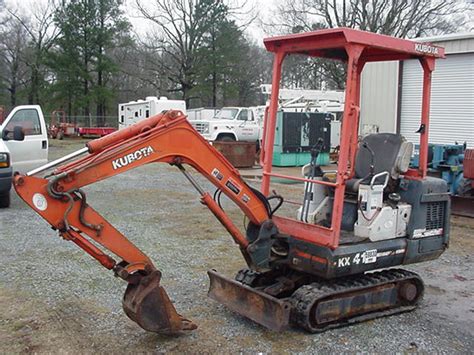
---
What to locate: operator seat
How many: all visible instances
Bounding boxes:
[345,133,413,192]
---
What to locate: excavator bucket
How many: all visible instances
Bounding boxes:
[207,269,291,331]
[122,271,197,334]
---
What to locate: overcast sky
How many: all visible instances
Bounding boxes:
[5,0,474,38]
[4,0,275,45]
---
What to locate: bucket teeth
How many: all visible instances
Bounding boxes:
[122,271,197,334]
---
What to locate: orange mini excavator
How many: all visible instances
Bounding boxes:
[14,28,450,334]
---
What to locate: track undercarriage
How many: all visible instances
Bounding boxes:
[208,268,424,332]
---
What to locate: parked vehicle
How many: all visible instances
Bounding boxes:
[189,87,344,149]
[190,107,260,142]
[48,110,78,139]
[0,105,48,207]
[118,96,186,130]
[186,107,219,121]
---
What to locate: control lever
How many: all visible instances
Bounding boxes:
[301,138,325,222]
[362,141,376,178]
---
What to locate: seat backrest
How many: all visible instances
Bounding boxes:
[355,133,412,180]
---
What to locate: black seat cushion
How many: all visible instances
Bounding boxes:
[355,133,403,179]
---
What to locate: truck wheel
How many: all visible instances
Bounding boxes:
[58,131,64,140]
[0,192,10,208]
[217,135,235,142]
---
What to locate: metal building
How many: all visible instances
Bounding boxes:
[360,32,474,147]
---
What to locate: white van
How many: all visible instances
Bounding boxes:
[0,105,48,207]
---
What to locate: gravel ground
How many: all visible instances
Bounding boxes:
[0,139,473,353]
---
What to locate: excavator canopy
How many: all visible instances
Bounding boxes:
[260,27,444,249]
[263,27,445,61]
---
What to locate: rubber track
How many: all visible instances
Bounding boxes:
[290,269,424,333]
[235,268,261,286]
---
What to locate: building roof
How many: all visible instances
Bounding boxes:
[415,32,474,54]
[416,32,474,43]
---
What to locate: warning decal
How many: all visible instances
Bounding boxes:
[225,178,241,195]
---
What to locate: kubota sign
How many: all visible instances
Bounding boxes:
[112,146,154,169]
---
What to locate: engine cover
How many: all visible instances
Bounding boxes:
[354,203,412,241]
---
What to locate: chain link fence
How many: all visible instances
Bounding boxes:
[50,114,118,129]
[59,116,118,128]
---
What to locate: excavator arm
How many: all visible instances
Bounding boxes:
[14,110,271,334]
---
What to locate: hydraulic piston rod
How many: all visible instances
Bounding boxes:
[27,147,89,176]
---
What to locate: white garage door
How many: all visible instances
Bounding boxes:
[400,53,474,147]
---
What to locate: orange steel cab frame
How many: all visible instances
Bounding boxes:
[259,28,444,250]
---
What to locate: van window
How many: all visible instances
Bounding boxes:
[5,109,42,136]
[146,110,150,118]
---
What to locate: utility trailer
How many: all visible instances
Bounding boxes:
[78,127,117,138]
[118,96,186,130]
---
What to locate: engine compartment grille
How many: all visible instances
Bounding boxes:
[426,202,445,230]
[191,122,207,133]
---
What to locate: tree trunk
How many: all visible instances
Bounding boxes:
[9,58,19,107]
[9,85,17,107]
[96,4,105,127]
[28,67,39,105]
[211,27,217,107]
[96,68,104,126]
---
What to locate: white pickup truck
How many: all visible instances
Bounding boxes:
[190,107,260,142]
[0,105,48,207]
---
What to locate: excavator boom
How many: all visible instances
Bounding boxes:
[14,110,270,333]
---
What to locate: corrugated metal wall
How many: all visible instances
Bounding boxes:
[400,53,474,147]
[430,38,474,54]
[360,61,399,133]
[360,34,474,144]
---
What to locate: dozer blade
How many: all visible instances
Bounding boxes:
[207,269,291,331]
[122,271,197,334]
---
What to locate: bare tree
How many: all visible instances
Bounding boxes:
[109,35,173,103]
[272,0,470,37]
[266,0,472,89]
[7,0,60,105]
[135,0,231,105]
[0,19,29,106]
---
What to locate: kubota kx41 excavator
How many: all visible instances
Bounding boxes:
[14,28,450,334]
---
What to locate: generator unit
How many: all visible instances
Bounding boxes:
[272,111,331,166]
